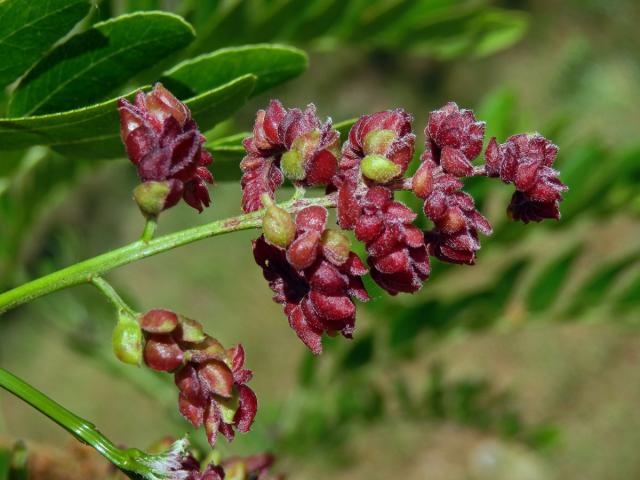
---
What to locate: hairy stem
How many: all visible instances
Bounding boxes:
[0,195,336,315]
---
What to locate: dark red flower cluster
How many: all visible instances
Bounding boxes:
[118,83,213,213]
[485,133,567,222]
[253,206,368,354]
[423,101,485,176]
[242,99,565,354]
[336,110,429,295]
[413,103,493,264]
[139,309,257,447]
[178,454,225,480]
[240,100,340,212]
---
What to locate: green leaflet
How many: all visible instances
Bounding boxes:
[0,75,257,158]
[161,44,307,99]
[0,0,91,89]
[8,12,196,117]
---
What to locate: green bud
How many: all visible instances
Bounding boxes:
[321,229,351,265]
[225,461,247,480]
[281,149,305,181]
[361,154,402,183]
[363,129,396,155]
[178,316,207,343]
[133,181,171,217]
[261,194,296,248]
[112,311,143,366]
[217,388,240,424]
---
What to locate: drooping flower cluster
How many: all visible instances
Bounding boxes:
[138,309,257,447]
[336,110,429,295]
[414,104,492,264]
[241,99,566,354]
[253,204,369,354]
[485,133,567,222]
[240,100,340,212]
[118,83,213,214]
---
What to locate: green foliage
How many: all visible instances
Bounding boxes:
[8,12,195,117]
[0,0,91,89]
[0,442,28,480]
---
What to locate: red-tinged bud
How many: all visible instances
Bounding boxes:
[286,231,321,270]
[261,195,296,248]
[217,388,240,424]
[241,101,339,213]
[140,309,179,334]
[320,229,351,266]
[144,334,183,372]
[363,129,396,156]
[361,154,402,183]
[177,317,206,344]
[112,312,143,366]
[424,102,485,173]
[133,180,183,217]
[412,160,434,198]
[198,360,235,398]
[118,83,214,213]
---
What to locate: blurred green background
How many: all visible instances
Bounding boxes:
[1,0,640,479]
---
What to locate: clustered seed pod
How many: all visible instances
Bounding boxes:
[253,206,369,354]
[136,309,257,447]
[118,83,214,214]
[240,100,340,212]
[242,99,567,353]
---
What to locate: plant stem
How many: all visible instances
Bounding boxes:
[0,368,128,466]
[0,368,187,479]
[0,195,336,315]
[140,217,158,243]
[92,276,137,316]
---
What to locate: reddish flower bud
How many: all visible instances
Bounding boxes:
[118,83,214,213]
[484,133,567,222]
[144,334,183,372]
[252,206,369,354]
[423,102,485,176]
[140,309,179,334]
[139,308,257,447]
[341,109,415,181]
[418,156,492,265]
[240,100,339,212]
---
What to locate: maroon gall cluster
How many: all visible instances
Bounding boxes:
[241,100,567,354]
[118,84,214,214]
[138,309,257,448]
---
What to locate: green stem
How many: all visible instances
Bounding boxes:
[140,217,158,243]
[0,195,336,315]
[0,368,128,466]
[92,276,137,316]
[0,368,187,479]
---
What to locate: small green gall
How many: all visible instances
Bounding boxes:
[361,154,402,183]
[363,129,396,155]
[179,316,207,343]
[112,311,143,366]
[261,194,296,248]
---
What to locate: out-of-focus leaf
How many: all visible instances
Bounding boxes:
[476,88,518,142]
[565,251,640,317]
[615,269,640,313]
[8,442,27,480]
[526,247,582,313]
[471,9,529,57]
[8,12,195,117]
[0,447,9,480]
[0,0,91,89]
[339,334,374,371]
[161,44,307,99]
